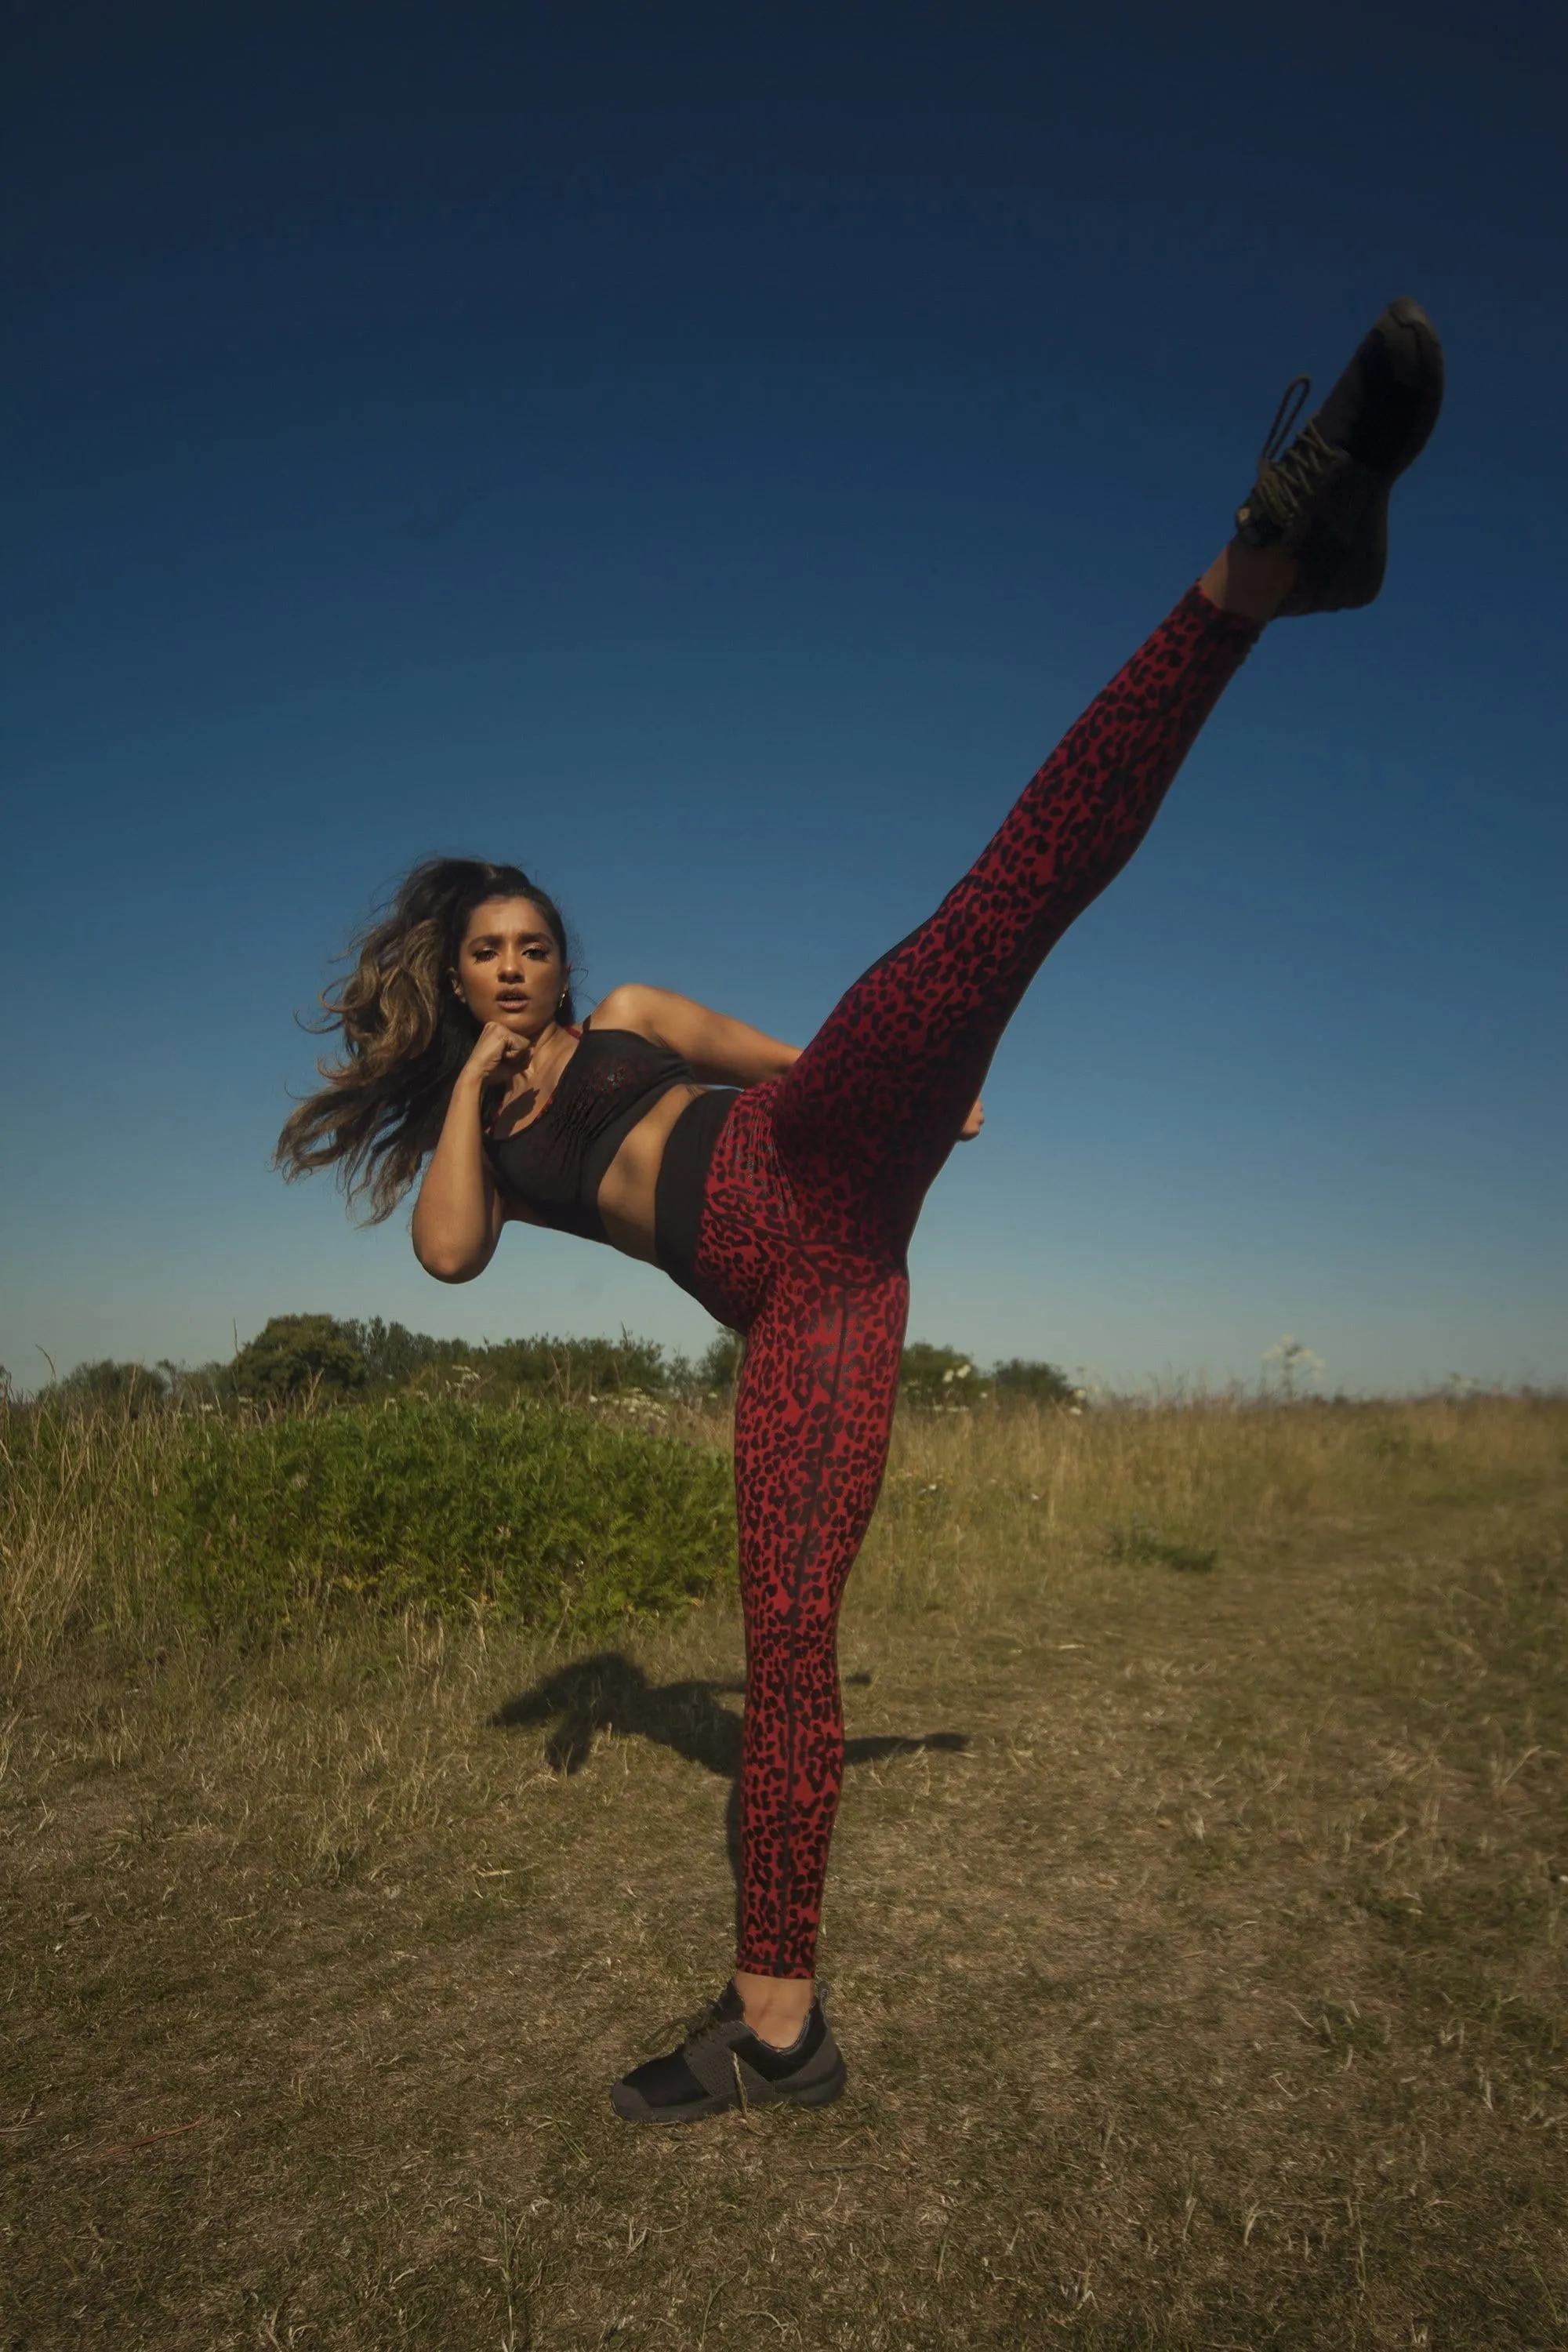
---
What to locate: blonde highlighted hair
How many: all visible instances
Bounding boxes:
[274,858,575,1221]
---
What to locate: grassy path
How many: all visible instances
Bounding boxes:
[3,1403,1565,2347]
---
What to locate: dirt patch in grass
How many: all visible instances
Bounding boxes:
[2,1399,1566,2347]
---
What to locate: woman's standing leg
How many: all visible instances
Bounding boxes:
[729,1250,909,2002]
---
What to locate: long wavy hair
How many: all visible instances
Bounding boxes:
[274,858,577,1221]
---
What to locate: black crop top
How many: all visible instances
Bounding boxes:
[482,1024,697,1245]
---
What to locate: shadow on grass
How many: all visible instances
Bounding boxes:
[489,1650,970,1923]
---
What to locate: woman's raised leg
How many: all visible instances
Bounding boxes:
[768,286,1449,1257]
[770,564,1275,1254]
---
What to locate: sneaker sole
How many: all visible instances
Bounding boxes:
[610,2050,848,2125]
[1335,297,1444,608]
[1377,297,1445,471]
[1278,296,1446,612]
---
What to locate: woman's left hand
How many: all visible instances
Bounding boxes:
[959,1097,985,1141]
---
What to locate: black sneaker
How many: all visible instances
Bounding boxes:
[1235,297,1445,614]
[609,1980,848,2124]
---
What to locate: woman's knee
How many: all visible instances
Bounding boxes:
[742,1600,842,1671]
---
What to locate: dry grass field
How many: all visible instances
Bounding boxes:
[2,1393,1566,2349]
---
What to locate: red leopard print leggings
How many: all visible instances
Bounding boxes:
[684,585,1261,1978]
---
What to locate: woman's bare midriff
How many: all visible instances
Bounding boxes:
[592,1082,708,1262]
[493,1067,708,1263]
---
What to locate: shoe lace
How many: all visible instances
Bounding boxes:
[655,1994,731,2049]
[1259,373,1312,466]
[1248,374,1342,528]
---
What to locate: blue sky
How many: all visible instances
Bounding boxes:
[3,0,1565,1396]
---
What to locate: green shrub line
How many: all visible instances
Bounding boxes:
[9,1317,1077,1416]
[3,1393,738,1646]
[5,1364,1563,1672]
[162,1396,738,1634]
[0,1321,1077,1662]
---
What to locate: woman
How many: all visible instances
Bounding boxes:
[278,300,1443,2123]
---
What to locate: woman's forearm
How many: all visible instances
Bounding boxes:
[411,1069,503,1279]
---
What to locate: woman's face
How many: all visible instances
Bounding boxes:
[456,897,568,1037]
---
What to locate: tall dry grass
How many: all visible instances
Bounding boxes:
[855,1387,1565,1621]
[0,1397,177,1674]
[5,1386,1556,1682]
[2,1388,1565,2348]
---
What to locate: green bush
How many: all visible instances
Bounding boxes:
[897,1345,1079,1410]
[232,1315,368,1405]
[898,1342,981,1406]
[448,1331,671,1399]
[156,1396,736,1634]
[51,1359,171,1415]
[339,1317,677,1401]
[991,1356,1076,1407]
[694,1331,744,1395]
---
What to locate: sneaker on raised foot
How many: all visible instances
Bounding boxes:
[609,1980,848,2125]
[1236,296,1445,615]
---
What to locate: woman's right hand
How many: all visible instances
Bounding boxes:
[415,1025,526,1281]
[463,1021,534,1087]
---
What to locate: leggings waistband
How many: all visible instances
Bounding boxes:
[654,1087,741,1306]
